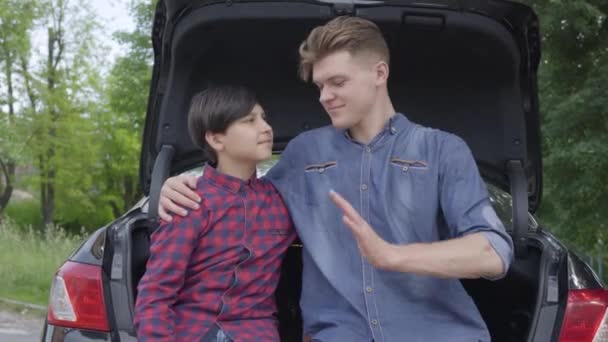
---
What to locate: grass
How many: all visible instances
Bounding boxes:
[0,219,86,306]
[0,299,47,318]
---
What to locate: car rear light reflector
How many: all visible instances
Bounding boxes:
[559,289,608,342]
[47,261,109,332]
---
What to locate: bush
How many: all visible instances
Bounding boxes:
[4,200,43,230]
[0,219,85,305]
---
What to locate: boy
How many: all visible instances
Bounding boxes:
[134,84,295,342]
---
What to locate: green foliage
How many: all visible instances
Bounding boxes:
[93,0,154,217]
[521,0,608,252]
[4,200,42,229]
[0,218,85,305]
[0,0,154,232]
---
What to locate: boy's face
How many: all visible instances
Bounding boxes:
[208,104,273,164]
[312,50,385,129]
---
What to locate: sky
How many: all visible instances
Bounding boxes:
[29,0,136,67]
[89,0,136,61]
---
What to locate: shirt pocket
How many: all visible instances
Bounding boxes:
[303,161,338,205]
[389,158,429,172]
[387,157,434,205]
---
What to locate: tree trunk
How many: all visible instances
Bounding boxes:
[123,176,134,211]
[41,26,60,226]
[0,46,16,215]
[0,157,14,215]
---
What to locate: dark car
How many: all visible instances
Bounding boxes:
[41,0,608,341]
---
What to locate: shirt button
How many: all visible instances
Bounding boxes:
[365,147,371,153]
[366,286,373,293]
[371,319,378,325]
[361,184,368,191]
[390,126,397,134]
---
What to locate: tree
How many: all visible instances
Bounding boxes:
[0,0,39,216]
[98,0,155,217]
[21,0,106,227]
[522,0,608,252]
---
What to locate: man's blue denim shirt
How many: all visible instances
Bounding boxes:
[266,113,514,342]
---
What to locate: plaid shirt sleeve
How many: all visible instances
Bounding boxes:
[134,207,209,342]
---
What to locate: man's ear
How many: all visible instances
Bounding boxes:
[374,61,389,86]
[205,131,224,152]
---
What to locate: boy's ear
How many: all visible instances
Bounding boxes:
[205,131,224,152]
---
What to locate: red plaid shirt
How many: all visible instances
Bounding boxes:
[134,165,296,342]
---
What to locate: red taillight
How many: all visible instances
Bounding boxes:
[559,289,608,342]
[47,261,109,332]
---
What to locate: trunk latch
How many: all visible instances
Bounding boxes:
[332,2,355,15]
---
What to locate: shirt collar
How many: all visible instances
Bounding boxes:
[388,112,413,135]
[342,112,413,143]
[202,164,259,194]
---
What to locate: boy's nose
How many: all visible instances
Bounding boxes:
[260,119,272,133]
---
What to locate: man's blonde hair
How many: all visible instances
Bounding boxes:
[298,16,390,81]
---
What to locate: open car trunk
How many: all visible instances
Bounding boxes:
[130,1,551,341]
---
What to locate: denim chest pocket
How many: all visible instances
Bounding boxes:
[389,158,429,172]
[388,157,433,191]
[304,161,338,205]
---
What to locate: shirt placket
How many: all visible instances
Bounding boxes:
[360,143,384,342]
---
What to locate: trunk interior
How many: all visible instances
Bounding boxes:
[150,8,536,195]
[129,224,542,342]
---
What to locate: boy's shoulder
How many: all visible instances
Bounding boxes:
[192,175,233,211]
[258,177,281,194]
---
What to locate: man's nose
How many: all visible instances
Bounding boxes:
[319,87,334,103]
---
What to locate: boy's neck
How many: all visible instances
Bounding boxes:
[215,158,257,181]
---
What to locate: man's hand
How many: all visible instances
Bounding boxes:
[158,175,200,222]
[328,190,505,278]
[329,190,398,270]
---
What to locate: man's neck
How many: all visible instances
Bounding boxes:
[348,97,396,145]
[215,158,257,181]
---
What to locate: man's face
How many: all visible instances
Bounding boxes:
[209,104,274,164]
[312,50,381,129]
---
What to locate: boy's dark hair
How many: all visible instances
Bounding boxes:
[188,84,258,165]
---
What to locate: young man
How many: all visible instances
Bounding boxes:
[158,17,513,341]
[135,85,295,342]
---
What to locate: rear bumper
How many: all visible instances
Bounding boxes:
[41,323,137,342]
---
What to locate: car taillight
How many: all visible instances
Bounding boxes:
[559,289,608,342]
[47,261,109,332]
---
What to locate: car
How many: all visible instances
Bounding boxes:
[40,0,608,341]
